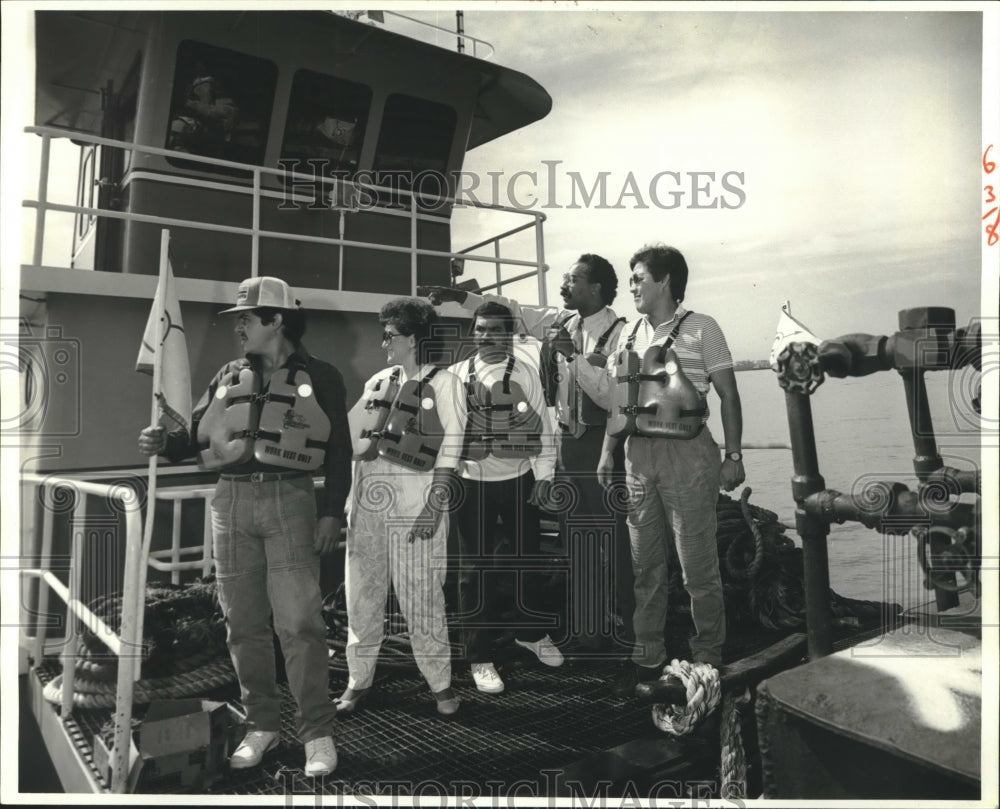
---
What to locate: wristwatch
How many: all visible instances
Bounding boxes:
[726,450,743,463]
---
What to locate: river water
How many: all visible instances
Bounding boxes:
[704,367,982,610]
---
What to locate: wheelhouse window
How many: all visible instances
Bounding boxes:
[165,40,277,172]
[280,69,372,180]
[372,94,457,207]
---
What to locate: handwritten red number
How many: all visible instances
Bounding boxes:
[985,147,998,245]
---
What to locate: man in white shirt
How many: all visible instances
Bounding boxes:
[597,244,745,693]
[447,301,563,694]
[429,255,635,655]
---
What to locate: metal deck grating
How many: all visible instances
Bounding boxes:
[33,650,679,796]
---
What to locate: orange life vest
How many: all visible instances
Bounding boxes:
[607,312,706,439]
[197,365,259,469]
[351,368,400,461]
[549,316,625,438]
[253,365,331,470]
[376,367,445,472]
[197,361,331,470]
[462,355,543,460]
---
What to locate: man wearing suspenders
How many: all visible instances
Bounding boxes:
[427,254,634,655]
[596,245,746,694]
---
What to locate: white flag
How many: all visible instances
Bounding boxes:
[769,302,821,370]
[136,260,192,435]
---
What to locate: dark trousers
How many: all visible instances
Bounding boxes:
[454,470,550,663]
[557,427,635,650]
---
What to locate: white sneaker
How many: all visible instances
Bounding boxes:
[230,730,279,769]
[304,735,338,776]
[515,634,565,667]
[471,662,505,694]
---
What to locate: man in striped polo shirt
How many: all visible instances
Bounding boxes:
[596,244,745,692]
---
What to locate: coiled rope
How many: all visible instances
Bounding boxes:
[650,660,721,736]
[650,662,750,798]
[42,658,237,709]
[42,580,234,708]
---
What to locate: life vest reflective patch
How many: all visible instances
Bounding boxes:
[197,366,259,469]
[489,375,543,459]
[377,368,444,472]
[462,356,543,460]
[254,366,331,470]
[350,369,400,461]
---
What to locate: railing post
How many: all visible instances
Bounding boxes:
[410,194,419,295]
[33,134,51,266]
[251,169,261,277]
[494,240,502,296]
[534,216,547,306]
[60,489,85,717]
[171,501,183,585]
[34,483,57,664]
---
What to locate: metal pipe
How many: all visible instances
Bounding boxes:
[171,500,183,585]
[784,390,832,658]
[32,134,50,266]
[535,217,547,306]
[899,369,943,481]
[251,170,260,276]
[61,494,87,717]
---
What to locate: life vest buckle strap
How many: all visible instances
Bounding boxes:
[262,392,296,406]
[619,405,657,416]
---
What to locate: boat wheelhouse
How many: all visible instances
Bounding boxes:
[16,9,556,794]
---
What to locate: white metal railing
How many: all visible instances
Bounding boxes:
[20,469,341,792]
[147,477,336,584]
[19,473,147,794]
[342,10,496,60]
[23,126,548,304]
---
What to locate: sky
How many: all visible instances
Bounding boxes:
[0,2,997,801]
[2,4,994,361]
[394,7,991,360]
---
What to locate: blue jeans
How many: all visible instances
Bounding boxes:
[624,430,725,668]
[211,475,335,742]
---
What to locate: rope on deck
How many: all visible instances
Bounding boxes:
[720,687,752,799]
[42,657,237,710]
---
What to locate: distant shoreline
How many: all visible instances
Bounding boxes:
[734,359,771,371]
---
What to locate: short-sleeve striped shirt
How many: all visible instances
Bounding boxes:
[622,306,733,418]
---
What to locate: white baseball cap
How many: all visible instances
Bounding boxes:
[220,276,301,313]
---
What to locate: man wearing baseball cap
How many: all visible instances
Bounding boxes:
[139,276,350,776]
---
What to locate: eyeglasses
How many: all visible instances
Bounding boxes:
[381,330,406,344]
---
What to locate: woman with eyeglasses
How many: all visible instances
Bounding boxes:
[341,297,463,716]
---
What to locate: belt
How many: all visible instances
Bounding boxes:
[559,423,605,433]
[219,471,311,483]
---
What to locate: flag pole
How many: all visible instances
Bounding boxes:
[109,228,170,791]
[138,229,171,652]
[139,228,171,595]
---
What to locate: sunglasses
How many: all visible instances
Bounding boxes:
[381,330,407,344]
